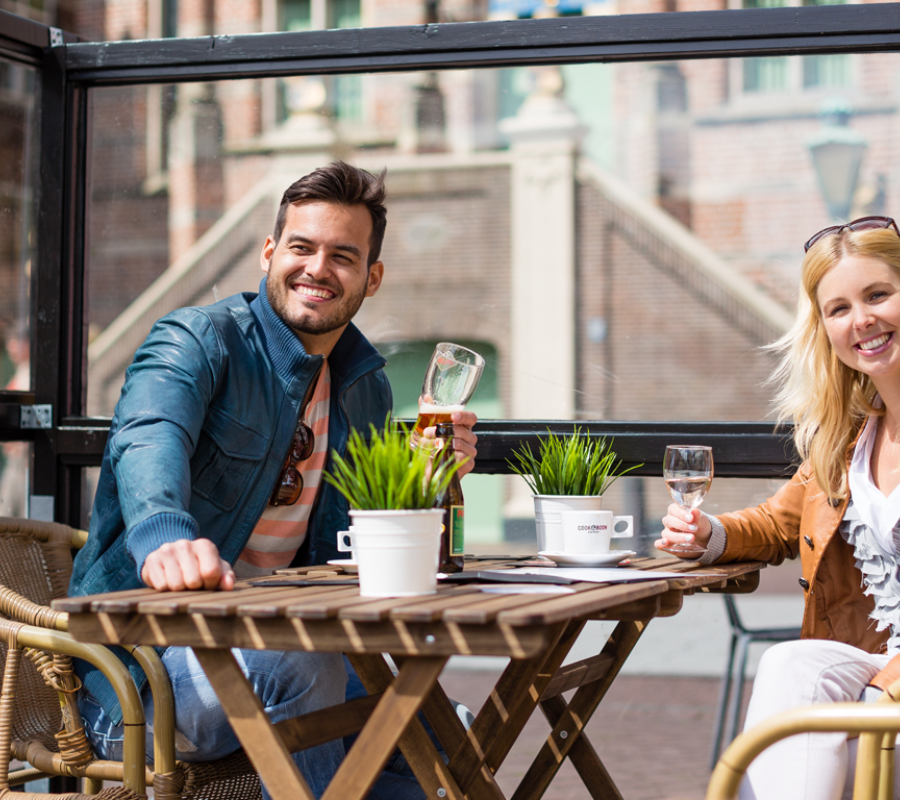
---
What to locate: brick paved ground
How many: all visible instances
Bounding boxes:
[439,669,753,800]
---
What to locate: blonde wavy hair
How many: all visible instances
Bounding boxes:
[769,226,900,500]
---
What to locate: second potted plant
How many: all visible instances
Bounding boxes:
[508,427,641,553]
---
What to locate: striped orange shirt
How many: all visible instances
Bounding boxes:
[234,362,331,580]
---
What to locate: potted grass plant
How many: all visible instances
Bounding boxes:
[323,419,464,596]
[508,427,641,553]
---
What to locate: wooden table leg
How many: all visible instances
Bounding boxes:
[192,648,315,800]
[448,620,584,793]
[511,618,651,800]
[322,655,447,800]
[348,653,475,800]
[390,655,508,800]
[539,695,622,800]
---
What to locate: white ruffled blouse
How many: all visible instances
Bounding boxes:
[842,414,900,656]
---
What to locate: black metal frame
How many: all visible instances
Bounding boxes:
[0,11,54,66]
[62,4,900,83]
[3,3,894,523]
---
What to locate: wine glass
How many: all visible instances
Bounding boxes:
[660,445,713,557]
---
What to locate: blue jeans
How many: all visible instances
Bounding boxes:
[79,647,423,800]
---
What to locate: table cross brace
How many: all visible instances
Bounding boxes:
[511,618,650,800]
[447,620,582,792]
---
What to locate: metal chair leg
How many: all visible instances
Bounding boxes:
[725,634,751,746]
[710,632,739,769]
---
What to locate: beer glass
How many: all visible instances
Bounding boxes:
[659,445,713,556]
[413,343,485,440]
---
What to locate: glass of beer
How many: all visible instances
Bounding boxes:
[413,343,485,441]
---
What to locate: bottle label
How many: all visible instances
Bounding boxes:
[451,506,464,555]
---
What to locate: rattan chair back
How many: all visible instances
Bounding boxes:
[0,519,79,752]
[0,518,264,799]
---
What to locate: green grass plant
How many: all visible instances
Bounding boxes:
[324,419,464,510]
[508,427,642,496]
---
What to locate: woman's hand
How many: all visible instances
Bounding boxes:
[655,504,713,557]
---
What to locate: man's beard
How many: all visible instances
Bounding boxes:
[267,274,368,337]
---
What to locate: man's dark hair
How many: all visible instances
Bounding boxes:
[273,161,388,266]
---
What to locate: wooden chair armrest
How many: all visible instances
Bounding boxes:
[0,583,69,631]
[0,621,147,796]
[707,704,900,800]
[122,644,177,775]
[0,517,86,548]
[71,527,89,549]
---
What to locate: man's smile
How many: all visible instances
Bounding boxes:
[292,282,337,301]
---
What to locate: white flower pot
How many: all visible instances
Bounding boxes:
[532,495,603,553]
[348,509,443,597]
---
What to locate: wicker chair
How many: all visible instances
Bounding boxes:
[0,517,261,800]
[707,676,900,800]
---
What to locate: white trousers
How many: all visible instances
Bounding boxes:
[739,639,894,800]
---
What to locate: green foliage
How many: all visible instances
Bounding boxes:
[323,419,464,510]
[507,427,642,496]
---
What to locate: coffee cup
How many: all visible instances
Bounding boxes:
[336,527,356,560]
[560,510,633,554]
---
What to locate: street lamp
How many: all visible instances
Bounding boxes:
[806,100,868,222]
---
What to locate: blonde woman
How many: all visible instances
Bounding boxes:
[660,217,900,800]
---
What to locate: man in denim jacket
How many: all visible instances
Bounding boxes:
[70,162,478,799]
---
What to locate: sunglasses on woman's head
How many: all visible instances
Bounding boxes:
[804,216,900,253]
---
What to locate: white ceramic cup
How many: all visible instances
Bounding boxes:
[560,510,634,554]
[533,495,604,553]
[336,527,357,560]
[349,510,443,597]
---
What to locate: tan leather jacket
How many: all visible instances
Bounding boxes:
[714,459,900,690]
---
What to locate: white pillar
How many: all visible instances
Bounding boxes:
[501,68,586,423]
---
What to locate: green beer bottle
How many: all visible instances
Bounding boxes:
[434,422,465,573]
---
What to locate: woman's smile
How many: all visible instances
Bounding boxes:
[855,332,893,354]
[818,253,900,386]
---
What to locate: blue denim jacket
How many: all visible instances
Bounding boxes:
[70,279,391,721]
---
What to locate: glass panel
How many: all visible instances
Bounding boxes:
[85,53,899,425]
[0,442,31,518]
[0,57,37,398]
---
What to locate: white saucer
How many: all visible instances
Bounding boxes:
[326,559,359,574]
[538,550,636,568]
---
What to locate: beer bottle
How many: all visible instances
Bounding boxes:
[434,423,465,573]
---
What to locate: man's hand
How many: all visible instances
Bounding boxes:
[140,539,235,592]
[422,410,478,478]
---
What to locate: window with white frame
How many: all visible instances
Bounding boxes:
[277,0,362,122]
[740,0,850,94]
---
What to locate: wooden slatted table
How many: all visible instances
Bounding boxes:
[56,556,763,800]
